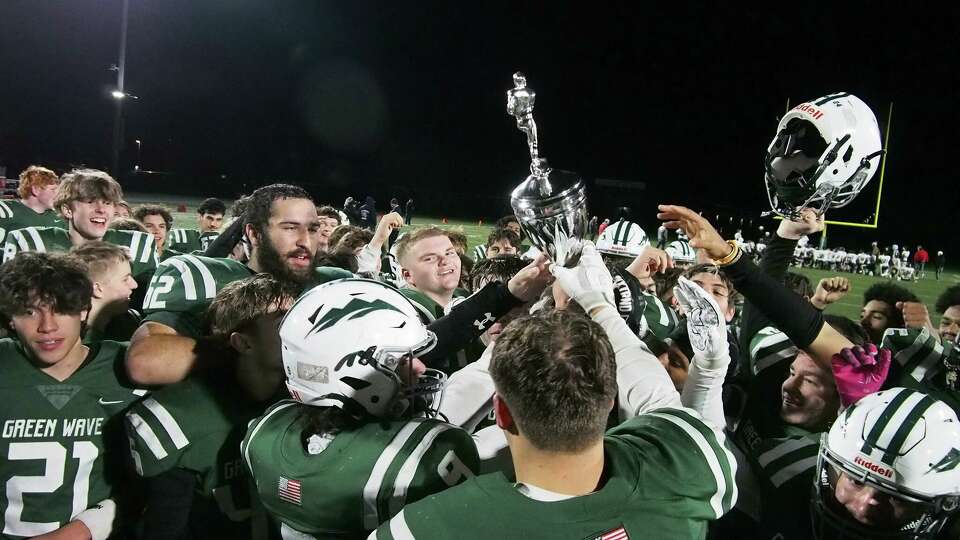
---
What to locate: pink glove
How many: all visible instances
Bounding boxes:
[830,343,892,407]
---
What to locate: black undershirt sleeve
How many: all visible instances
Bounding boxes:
[738,235,800,355]
[421,282,522,367]
[724,254,823,350]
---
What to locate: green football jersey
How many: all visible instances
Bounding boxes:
[166,228,220,254]
[881,327,960,413]
[242,400,480,538]
[0,200,64,246]
[373,408,737,540]
[400,288,482,375]
[125,376,270,539]
[0,339,144,539]
[2,226,157,280]
[141,254,254,338]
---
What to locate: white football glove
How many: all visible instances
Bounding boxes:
[673,276,727,363]
[549,241,614,313]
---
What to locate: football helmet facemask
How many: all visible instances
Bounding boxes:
[280,278,443,419]
[811,388,960,539]
[765,93,884,220]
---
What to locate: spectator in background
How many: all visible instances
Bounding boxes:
[404,197,414,224]
[390,197,401,215]
[342,196,361,224]
[316,205,342,253]
[115,200,132,219]
[597,218,610,236]
[937,250,947,280]
[359,196,377,230]
[656,223,668,248]
[914,245,929,278]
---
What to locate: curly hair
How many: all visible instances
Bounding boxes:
[17,165,58,199]
[863,282,919,328]
[783,271,814,300]
[54,169,122,212]
[470,255,526,291]
[133,204,173,229]
[244,184,313,237]
[936,285,960,314]
[0,252,92,323]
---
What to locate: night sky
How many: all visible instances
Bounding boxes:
[0,2,955,250]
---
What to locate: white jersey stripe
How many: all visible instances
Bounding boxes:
[0,200,11,218]
[127,412,168,460]
[389,424,452,516]
[163,258,198,300]
[142,398,190,449]
[388,509,416,540]
[756,437,817,468]
[182,254,218,298]
[647,411,733,518]
[362,420,424,530]
[753,346,798,375]
[12,230,30,252]
[25,227,45,252]
[769,455,818,487]
[127,232,143,262]
[243,401,297,472]
[893,329,933,367]
[911,346,946,382]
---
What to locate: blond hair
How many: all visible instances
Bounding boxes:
[54,169,123,213]
[394,226,449,264]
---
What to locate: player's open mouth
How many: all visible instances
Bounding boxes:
[782,394,802,409]
[36,338,63,352]
[438,269,455,277]
[288,253,311,267]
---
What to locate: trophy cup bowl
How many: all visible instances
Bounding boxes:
[510,167,589,267]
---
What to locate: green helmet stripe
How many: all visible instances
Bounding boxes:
[860,388,916,455]
[880,394,936,465]
[612,220,625,245]
[620,222,633,245]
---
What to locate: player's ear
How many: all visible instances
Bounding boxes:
[61,203,74,220]
[401,267,412,284]
[229,331,252,354]
[493,394,518,435]
[91,281,105,300]
[244,223,260,247]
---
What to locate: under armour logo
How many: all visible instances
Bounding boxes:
[473,313,495,331]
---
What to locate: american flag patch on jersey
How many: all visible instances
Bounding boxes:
[592,525,628,540]
[278,476,302,506]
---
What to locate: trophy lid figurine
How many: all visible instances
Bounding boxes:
[506,72,589,267]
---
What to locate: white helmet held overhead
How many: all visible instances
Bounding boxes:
[280,278,443,418]
[665,240,696,265]
[596,219,649,258]
[764,93,884,219]
[812,387,960,539]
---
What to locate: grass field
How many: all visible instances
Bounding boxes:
[138,193,957,323]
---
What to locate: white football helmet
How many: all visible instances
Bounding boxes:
[764,93,884,219]
[280,278,443,418]
[812,388,960,539]
[665,240,696,266]
[596,219,649,258]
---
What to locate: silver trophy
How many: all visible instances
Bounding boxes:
[507,72,589,266]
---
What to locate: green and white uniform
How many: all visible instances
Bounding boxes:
[0,340,143,539]
[125,377,270,539]
[881,327,960,413]
[242,400,480,538]
[141,254,254,338]
[166,228,220,255]
[0,200,64,246]
[373,408,736,540]
[2,226,157,280]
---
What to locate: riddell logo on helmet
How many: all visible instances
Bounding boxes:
[794,103,825,120]
[854,455,894,478]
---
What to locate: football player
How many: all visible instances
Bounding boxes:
[374,301,736,538]
[127,184,324,386]
[242,278,480,537]
[861,282,920,344]
[166,197,226,254]
[665,239,697,269]
[0,252,143,539]
[70,242,140,343]
[483,228,521,259]
[0,165,64,245]
[812,388,960,538]
[2,169,158,282]
[315,205,342,253]
[935,286,960,344]
[127,274,293,539]
[133,204,179,261]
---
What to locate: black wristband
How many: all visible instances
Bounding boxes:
[421,282,522,366]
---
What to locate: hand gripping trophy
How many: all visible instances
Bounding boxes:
[506,72,590,267]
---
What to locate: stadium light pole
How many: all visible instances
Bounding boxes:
[110,0,131,179]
